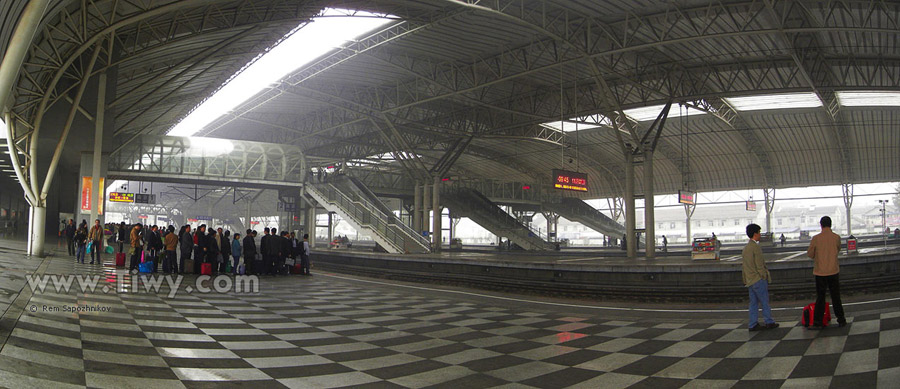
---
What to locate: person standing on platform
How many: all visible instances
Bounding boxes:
[278,231,291,275]
[179,225,192,273]
[164,225,178,273]
[289,232,299,261]
[65,219,76,256]
[129,224,144,273]
[221,230,232,273]
[243,229,257,275]
[806,216,847,329]
[266,228,282,275]
[300,233,312,275]
[261,228,271,275]
[195,225,208,274]
[662,235,668,252]
[208,229,221,273]
[231,233,242,275]
[148,225,162,265]
[742,223,778,331]
[117,222,127,253]
[74,225,87,264]
[780,234,786,247]
[88,219,103,264]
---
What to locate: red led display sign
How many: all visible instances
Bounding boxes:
[678,190,696,205]
[552,169,588,192]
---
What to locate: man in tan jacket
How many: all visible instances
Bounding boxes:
[742,223,778,331]
[806,216,846,328]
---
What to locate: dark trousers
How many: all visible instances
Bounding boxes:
[91,241,102,263]
[66,237,75,255]
[814,274,846,325]
[180,247,191,273]
[274,256,285,275]
[300,255,310,275]
[193,247,203,273]
[244,253,255,274]
[164,250,176,273]
[129,249,142,271]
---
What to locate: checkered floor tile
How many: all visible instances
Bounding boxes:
[0,241,897,388]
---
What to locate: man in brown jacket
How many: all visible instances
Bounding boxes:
[742,223,778,331]
[806,216,846,328]
[129,223,144,273]
[87,219,104,264]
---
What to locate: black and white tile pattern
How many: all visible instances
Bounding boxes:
[0,241,897,388]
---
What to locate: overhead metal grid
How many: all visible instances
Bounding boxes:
[2,0,900,200]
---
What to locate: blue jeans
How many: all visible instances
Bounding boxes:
[76,244,86,263]
[748,279,775,328]
[90,241,101,263]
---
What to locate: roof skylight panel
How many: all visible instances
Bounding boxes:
[724,92,822,111]
[836,91,900,107]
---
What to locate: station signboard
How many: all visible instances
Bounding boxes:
[552,169,588,192]
[109,192,135,203]
[746,201,757,211]
[134,194,156,204]
[678,190,696,205]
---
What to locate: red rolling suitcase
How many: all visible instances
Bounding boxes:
[115,252,126,267]
[201,262,213,276]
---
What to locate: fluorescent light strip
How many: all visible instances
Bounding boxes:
[725,92,822,111]
[836,91,900,107]
[168,9,395,137]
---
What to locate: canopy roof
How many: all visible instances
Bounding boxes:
[3,0,899,197]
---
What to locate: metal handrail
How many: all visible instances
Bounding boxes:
[323,180,430,249]
[445,187,550,249]
[307,183,430,252]
[555,198,624,232]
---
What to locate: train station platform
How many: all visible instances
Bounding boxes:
[311,238,900,303]
[0,239,898,388]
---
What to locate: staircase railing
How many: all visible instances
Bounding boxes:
[324,179,431,250]
[307,182,430,252]
[554,198,624,234]
[444,187,550,249]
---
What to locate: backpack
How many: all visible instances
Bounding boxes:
[801,302,831,327]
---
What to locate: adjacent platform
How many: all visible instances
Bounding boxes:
[312,239,900,302]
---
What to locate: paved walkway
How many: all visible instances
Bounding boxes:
[0,239,897,388]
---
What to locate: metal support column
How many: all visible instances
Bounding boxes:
[542,212,559,243]
[413,184,422,232]
[842,183,853,235]
[327,212,333,243]
[432,177,441,252]
[644,150,655,258]
[90,72,106,226]
[306,202,316,248]
[764,188,776,233]
[684,203,696,244]
[422,182,431,236]
[625,152,636,258]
